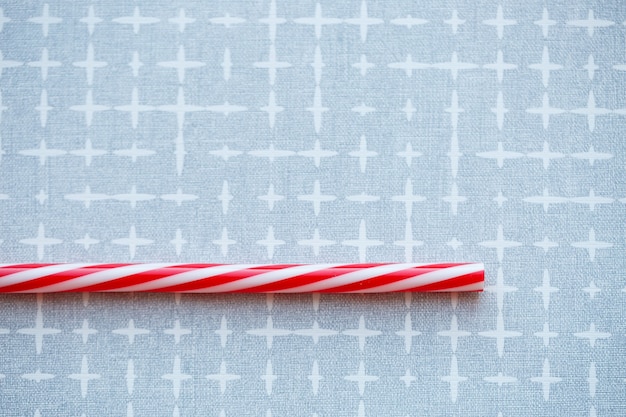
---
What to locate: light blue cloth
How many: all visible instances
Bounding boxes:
[0,1,625,415]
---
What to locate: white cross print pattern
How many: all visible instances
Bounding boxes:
[0,1,625,416]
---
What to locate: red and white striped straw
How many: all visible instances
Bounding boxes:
[0,263,484,293]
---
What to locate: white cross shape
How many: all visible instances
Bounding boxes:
[344,361,378,395]
[21,369,55,383]
[74,233,99,251]
[73,319,97,344]
[294,321,338,344]
[294,3,341,39]
[352,54,374,76]
[297,229,335,257]
[566,10,614,37]
[479,225,523,262]
[400,369,417,387]
[28,4,62,37]
[306,86,328,134]
[64,185,109,209]
[401,99,417,121]
[246,316,291,349]
[19,223,62,260]
[169,9,195,33]
[342,315,381,352]
[161,188,198,206]
[129,51,143,77]
[111,226,154,260]
[112,319,150,344]
[478,311,522,357]
[387,54,429,78]
[19,139,66,165]
[445,90,464,130]
[442,182,467,216]
[444,10,465,34]
[528,47,562,88]
[349,135,377,173]
[395,313,421,353]
[534,322,558,347]
[69,138,108,167]
[530,359,562,401]
[17,298,61,353]
[432,52,478,81]
[522,188,569,213]
[584,54,599,80]
[261,90,284,129]
[157,45,205,84]
[342,220,383,263]
[534,8,556,38]
[158,87,204,131]
[438,315,471,353]
[534,269,558,310]
[483,267,518,312]
[570,189,614,211]
[491,91,508,130]
[571,228,613,262]
[393,221,423,262]
[112,7,159,34]
[571,145,613,166]
[391,178,426,219]
[571,90,611,132]
[257,184,284,211]
[213,227,236,257]
[114,87,155,129]
[441,355,467,403]
[345,1,383,42]
[169,229,187,256]
[527,141,565,169]
[298,139,337,167]
[493,191,507,207]
[162,355,192,399]
[259,0,286,42]
[254,45,292,85]
[526,92,565,129]
[573,323,611,347]
[112,185,156,208]
[583,281,601,299]
[482,5,516,39]
[206,361,240,394]
[209,144,242,162]
[297,180,336,216]
[396,142,422,167]
[27,48,60,81]
[215,316,232,348]
[483,50,517,83]
[533,236,558,253]
[68,356,100,398]
[217,181,233,215]
[70,90,110,127]
[80,5,102,35]
[256,226,285,260]
[476,142,523,168]
[73,43,107,85]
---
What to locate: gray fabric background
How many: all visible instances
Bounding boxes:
[0,1,624,415]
